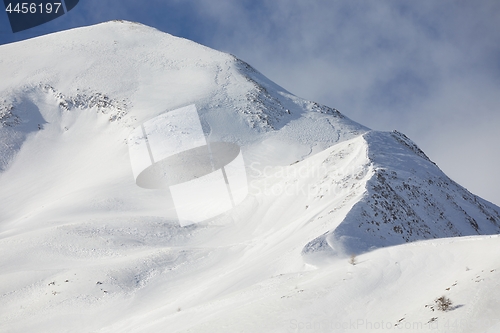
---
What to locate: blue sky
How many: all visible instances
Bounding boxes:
[1,0,499,205]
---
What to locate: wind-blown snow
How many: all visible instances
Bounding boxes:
[0,21,499,332]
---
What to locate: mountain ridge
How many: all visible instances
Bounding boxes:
[1,18,499,258]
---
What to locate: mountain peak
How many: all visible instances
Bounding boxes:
[0,22,367,171]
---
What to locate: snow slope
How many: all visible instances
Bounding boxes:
[0,21,499,332]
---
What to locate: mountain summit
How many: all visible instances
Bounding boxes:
[1,21,499,332]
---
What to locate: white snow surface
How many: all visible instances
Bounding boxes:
[0,21,499,332]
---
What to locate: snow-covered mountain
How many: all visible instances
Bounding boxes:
[1,21,499,333]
